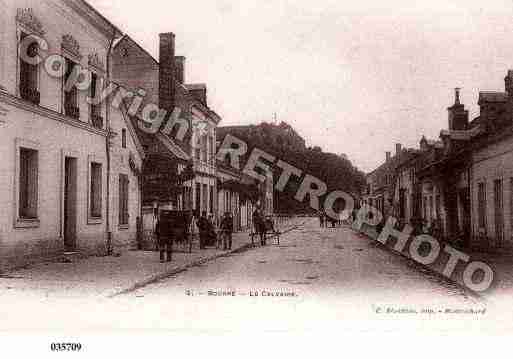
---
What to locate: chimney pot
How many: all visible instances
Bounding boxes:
[395,143,402,156]
[448,88,469,130]
[175,56,185,84]
[454,87,461,105]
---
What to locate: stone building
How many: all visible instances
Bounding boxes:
[387,78,513,252]
[469,71,513,250]
[0,0,145,270]
[111,33,221,221]
[362,143,416,219]
[390,89,480,244]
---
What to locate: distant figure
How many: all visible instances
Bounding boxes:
[189,211,199,248]
[264,215,275,242]
[155,210,172,263]
[253,207,266,246]
[198,211,209,249]
[220,212,234,250]
[319,211,325,228]
[205,213,217,246]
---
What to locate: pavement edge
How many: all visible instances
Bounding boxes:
[107,221,304,298]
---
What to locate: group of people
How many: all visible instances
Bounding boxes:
[155,206,274,263]
[318,210,358,228]
[193,211,236,251]
[155,210,235,263]
[318,210,339,228]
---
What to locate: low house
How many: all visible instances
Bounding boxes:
[216,162,260,232]
[469,71,513,250]
[363,143,416,219]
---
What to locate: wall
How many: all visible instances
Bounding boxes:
[0,0,128,270]
[0,101,108,269]
[108,106,143,250]
[2,0,109,125]
[111,36,159,108]
[472,136,513,249]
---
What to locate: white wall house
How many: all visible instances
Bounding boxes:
[0,0,143,270]
[471,133,513,250]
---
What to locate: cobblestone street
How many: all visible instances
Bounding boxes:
[107,218,487,332]
[0,218,500,331]
[127,219,475,302]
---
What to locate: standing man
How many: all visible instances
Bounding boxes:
[198,211,208,249]
[253,207,266,246]
[220,212,234,250]
[155,210,172,263]
[189,210,199,250]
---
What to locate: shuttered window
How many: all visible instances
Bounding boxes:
[494,179,504,244]
[202,184,208,213]
[90,162,102,218]
[478,182,486,229]
[19,148,38,219]
[19,32,39,104]
[119,174,129,225]
[209,184,214,215]
[195,183,201,213]
[90,72,102,127]
[64,57,79,118]
[122,128,127,148]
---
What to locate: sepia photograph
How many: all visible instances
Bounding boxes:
[0,0,512,354]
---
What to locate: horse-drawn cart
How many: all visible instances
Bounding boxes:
[157,210,193,254]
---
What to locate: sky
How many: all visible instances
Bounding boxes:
[89,0,513,172]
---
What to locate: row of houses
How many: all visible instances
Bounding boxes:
[0,0,272,271]
[363,71,513,252]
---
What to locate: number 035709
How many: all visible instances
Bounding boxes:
[50,343,82,352]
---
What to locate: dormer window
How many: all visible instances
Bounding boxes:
[19,32,40,105]
[64,57,79,119]
[90,72,103,128]
[16,8,44,105]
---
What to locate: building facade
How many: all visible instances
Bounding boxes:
[363,143,415,219]
[112,32,222,227]
[0,0,144,270]
[379,77,513,252]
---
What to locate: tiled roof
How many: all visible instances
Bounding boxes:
[478,91,508,103]
[185,84,207,91]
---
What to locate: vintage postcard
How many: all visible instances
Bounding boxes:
[0,0,512,355]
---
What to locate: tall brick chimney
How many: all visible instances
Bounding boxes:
[395,143,402,156]
[175,56,185,84]
[386,151,391,162]
[447,87,469,131]
[159,33,175,112]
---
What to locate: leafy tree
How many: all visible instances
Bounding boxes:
[218,122,366,214]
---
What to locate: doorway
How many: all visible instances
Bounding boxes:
[63,157,77,251]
